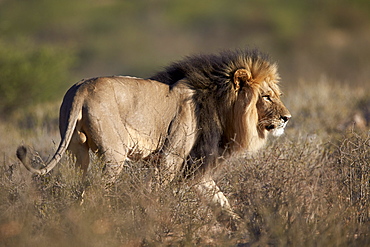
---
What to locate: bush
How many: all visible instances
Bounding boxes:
[1,67,369,245]
[1,132,369,246]
[0,39,76,118]
[221,131,370,246]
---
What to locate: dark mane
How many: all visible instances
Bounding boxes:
[149,49,276,174]
[150,49,272,89]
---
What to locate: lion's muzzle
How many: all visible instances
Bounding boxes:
[267,114,291,137]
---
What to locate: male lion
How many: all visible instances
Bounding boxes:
[17,49,291,225]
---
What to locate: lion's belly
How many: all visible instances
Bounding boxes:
[124,125,166,159]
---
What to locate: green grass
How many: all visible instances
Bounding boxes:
[0,78,369,246]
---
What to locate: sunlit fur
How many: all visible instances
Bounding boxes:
[151,49,289,171]
[17,49,290,228]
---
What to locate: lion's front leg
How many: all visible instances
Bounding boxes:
[102,161,125,187]
[195,175,240,230]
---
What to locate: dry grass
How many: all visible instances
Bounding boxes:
[1,78,369,246]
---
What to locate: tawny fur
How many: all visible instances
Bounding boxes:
[17,49,291,227]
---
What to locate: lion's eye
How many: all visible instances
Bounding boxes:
[263,95,272,102]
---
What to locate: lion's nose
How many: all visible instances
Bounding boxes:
[281,115,291,123]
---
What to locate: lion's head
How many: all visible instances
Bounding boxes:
[256,80,291,137]
[230,64,291,153]
[151,48,291,158]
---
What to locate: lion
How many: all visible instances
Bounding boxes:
[17,49,291,226]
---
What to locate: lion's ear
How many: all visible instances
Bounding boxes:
[233,69,252,92]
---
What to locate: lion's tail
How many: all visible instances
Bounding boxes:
[16,85,84,175]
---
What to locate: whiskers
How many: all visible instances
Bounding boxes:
[257,113,285,132]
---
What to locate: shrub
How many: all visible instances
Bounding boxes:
[0,39,76,117]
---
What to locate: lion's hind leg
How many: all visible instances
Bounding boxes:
[68,130,90,176]
[97,138,129,187]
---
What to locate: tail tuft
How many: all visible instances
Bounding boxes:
[16,145,28,163]
[16,145,42,174]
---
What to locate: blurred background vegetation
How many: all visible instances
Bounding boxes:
[1,1,370,245]
[1,0,370,118]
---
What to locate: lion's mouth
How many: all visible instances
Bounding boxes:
[265,122,287,137]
